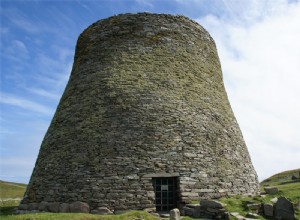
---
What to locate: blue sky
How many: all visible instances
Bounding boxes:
[1,0,299,184]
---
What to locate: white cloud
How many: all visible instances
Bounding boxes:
[0,93,54,115]
[198,0,300,180]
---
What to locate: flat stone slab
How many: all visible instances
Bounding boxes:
[200,200,225,209]
[264,187,278,195]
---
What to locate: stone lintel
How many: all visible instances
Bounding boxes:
[143,173,180,178]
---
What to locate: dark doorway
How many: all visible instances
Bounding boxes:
[153,177,177,212]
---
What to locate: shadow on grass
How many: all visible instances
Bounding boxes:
[0,206,17,216]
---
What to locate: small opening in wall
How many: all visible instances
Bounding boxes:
[152,177,178,212]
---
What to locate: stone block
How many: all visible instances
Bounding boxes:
[246,203,261,212]
[59,203,70,213]
[200,200,225,209]
[38,201,49,211]
[181,192,199,197]
[264,187,278,195]
[169,208,180,220]
[28,203,38,211]
[263,203,273,217]
[182,206,194,216]
[18,204,28,210]
[143,207,156,213]
[48,202,60,212]
[274,197,295,220]
[69,201,90,213]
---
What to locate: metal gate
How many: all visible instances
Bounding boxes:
[153,177,177,212]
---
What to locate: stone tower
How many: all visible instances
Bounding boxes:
[20,13,259,213]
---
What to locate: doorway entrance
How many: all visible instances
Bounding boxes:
[153,177,177,212]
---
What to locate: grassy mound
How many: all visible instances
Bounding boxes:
[261,168,300,186]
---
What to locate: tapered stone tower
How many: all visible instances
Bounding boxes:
[20,13,259,213]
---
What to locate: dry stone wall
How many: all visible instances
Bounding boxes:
[20,13,259,212]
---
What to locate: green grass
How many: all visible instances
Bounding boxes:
[0,200,21,216]
[0,181,26,199]
[0,180,26,216]
[1,211,160,220]
[219,195,265,219]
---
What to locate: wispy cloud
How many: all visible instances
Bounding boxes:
[0,93,54,115]
[76,0,95,15]
[27,88,61,100]
[1,39,29,62]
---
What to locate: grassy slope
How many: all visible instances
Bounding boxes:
[0,181,27,216]
[0,181,26,199]
[261,168,300,186]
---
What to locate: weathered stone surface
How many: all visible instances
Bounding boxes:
[18,204,28,210]
[246,203,261,212]
[28,203,38,211]
[38,201,48,211]
[15,210,27,214]
[274,197,295,220]
[182,206,195,216]
[143,207,156,213]
[91,207,113,215]
[169,208,180,220]
[246,212,259,218]
[200,200,225,209]
[263,203,273,217]
[48,202,60,212]
[69,201,90,213]
[19,12,259,212]
[264,187,278,195]
[160,213,170,218]
[59,203,70,213]
[183,201,227,219]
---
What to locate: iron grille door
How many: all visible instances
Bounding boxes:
[153,177,177,212]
